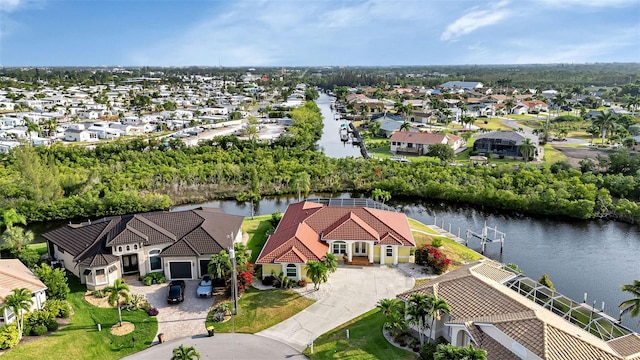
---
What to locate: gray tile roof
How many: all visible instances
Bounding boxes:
[43,208,244,266]
[475,130,538,145]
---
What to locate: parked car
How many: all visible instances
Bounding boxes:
[167,280,186,304]
[196,274,214,298]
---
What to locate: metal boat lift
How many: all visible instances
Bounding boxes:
[465,222,505,254]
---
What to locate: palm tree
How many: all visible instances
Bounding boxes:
[441,108,453,127]
[322,253,338,273]
[377,298,403,317]
[305,261,328,290]
[1,227,35,255]
[504,98,515,115]
[171,344,201,360]
[104,278,131,327]
[407,293,430,346]
[0,209,27,230]
[519,138,536,163]
[371,188,391,204]
[292,172,311,201]
[593,111,617,145]
[369,121,381,137]
[434,344,460,360]
[208,250,232,280]
[586,126,600,146]
[552,93,567,116]
[383,308,407,336]
[426,295,451,344]
[619,280,640,326]
[399,121,411,132]
[458,345,488,360]
[0,288,33,340]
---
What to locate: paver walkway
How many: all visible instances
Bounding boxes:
[256,265,415,351]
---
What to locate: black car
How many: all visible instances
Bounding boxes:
[167,280,186,304]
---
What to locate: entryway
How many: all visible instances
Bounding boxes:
[122,254,139,274]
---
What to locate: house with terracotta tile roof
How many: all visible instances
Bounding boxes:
[256,201,415,281]
[398,260,640,359]
[42,208,243,290]
[390,131,464,155]
[0,259,47,326]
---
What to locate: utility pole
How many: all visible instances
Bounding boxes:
[228,232,238,315]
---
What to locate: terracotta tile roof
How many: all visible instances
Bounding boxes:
[399,260,637,359]
[0,259,47,303]
[43,208,243,266]
[256,201,414,264]
[275,246,307,263]
[609,334,640,359]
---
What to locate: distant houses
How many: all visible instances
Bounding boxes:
[473,131,539,159]
[390,131,464,155]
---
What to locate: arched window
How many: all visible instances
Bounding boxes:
[126,245,130,251]
[286,264,297,277]
[133,244,138,250]
[149,249,162,271]
[118,246,123,252]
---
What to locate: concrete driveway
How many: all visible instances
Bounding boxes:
[256,265,415,351]
[127,279,215,342]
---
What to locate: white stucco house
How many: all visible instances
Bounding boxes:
[0,259,47,326]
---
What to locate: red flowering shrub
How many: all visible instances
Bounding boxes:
[414,244,450,275]
[236,263,255,293]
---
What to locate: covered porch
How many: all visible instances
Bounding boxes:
[329,240,401,266]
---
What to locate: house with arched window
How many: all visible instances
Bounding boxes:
[43,208,243,290]
[256,201,415,281]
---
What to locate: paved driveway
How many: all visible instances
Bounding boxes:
[256,265,415,351]
[127,279,215,342]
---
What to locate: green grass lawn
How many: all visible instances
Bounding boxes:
[30,242,48,257]
[408,218,438,235]
[205,288,314,333]
[1,277,157,360]
[303,308,417,360]
[472,117,510,131]
[242,214,273,263]
[544,144,567,163]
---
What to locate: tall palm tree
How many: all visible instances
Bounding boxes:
[519,138,536,163]
[619,280,640,326]
[305,261,328,290]
[208,250,232,280]
[322,253,338,273]
[1,288,33,340]
[593,111,617,145]
[104,278,131,327]
[504,98,515,115]
[552,93,566,116]
[292,172,311,201]
[586,126,600,146]
[407,293,431,346]
[426,295,451,344]
[399,121,411,132]
[369,121,381,137]
[171,344,201,360]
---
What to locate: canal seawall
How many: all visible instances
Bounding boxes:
[348,122,369,159]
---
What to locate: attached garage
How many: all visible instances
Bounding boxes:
[169,261,192,279]
[199,259,210,277]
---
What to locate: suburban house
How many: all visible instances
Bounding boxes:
[397,260,640,360]
[438,81,484,91]
[390,131,464,155]
[256,201,415,281]
[371,112,407,137]
[0,259,47,326]
[42,208,244,290]
[64,128,96,142]
[473,131,539,159]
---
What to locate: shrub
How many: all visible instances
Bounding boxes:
[34,264,70,300]
[23,310,57,336]
[298,279,307,287]
[146,307,159,316]
[415,244,451,274]
[47,320,59,332]
[142,272,166,286]
[0,323,19,349]
[91,289,106,298]
[420,343,438,360]
[122,294,149,311]
[44,299,71,318]
[431,237,444,248]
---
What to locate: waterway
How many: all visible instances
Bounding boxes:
[172,194,640,332]
[315,93,362,158]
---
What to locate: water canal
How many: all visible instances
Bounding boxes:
[315,93,362,158]
[172,194,640,332]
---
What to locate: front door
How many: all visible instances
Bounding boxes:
[121,254,139,274]
[354,242,367,256]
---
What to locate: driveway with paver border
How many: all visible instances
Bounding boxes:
[256,264,415,351]
[127,278,216,342]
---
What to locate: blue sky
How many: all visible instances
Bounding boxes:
[0,0,639,66]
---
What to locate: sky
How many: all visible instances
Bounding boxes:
[0,0,639,67]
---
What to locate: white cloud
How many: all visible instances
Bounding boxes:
[440,0,511,42]
[537,0,638,8]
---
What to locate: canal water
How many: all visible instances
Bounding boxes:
[172,194,640,332]
[315,93,362,158]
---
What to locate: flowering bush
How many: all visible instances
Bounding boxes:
[237,263,255,293]
[146,307,159,316]
[415,244,451,275]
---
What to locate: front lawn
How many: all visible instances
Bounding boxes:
[408,218,438,235]
[303,308,417,360]
[412,232,483,266]
[205,288,314,333]
[242,214,273,263]
[1,277,157,360]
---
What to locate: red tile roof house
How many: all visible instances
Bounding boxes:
[0,259,47,326]
[256,201,415,281]
[389,131,464,156]
[42,208,244,290]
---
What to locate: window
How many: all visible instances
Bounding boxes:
[108,265,117,273]
[332,242,346,255]
[133,244,138,250]
[95,269,106,283]
[58,246,65,254]
[118,246,123,252]
[83,269,92,276]
[386,246,393,257]
[286,264,297,277]
[5,309,14,323]
[149,249,162,271]
[126,245,130,251]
